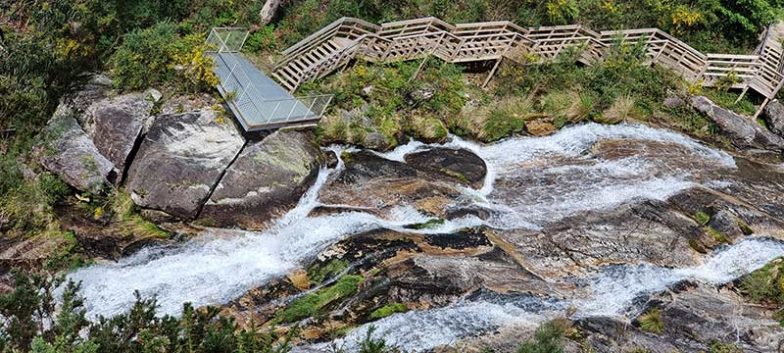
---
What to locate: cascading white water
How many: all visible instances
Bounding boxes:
[69,149,483,318]
[307,238,784,353]
[70,122,756,347]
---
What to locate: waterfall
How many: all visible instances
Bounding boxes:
[69,122,757,346]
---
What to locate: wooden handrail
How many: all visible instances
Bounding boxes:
[273,17,784,100]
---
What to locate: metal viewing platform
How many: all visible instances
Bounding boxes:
[206,28,332,132]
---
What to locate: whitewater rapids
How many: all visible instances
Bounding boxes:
[68,123,774,350]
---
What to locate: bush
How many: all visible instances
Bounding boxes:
[244,26,279,53]
[517,319,570,353]
[0,271,290,353]
[637,308,664,334]
[110,22,218,92]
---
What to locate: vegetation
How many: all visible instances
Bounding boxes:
[517,319,571,353]
[637,308,664,334]
[740,258,784,323]
[3,1,784,352]
[369,303,408,320]
[274,274,364,323]
[308,259,350,283]
[0,271,291,353]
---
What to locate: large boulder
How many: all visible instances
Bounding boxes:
[690,96,784,152]
[404,147,487,188]
[38,116,116,193]
[763,99,784,137]
[198,130,323,229]
[125,110,245,220]
[63,74,113,116]
[81,91,157,180]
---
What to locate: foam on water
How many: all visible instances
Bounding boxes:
[69,152,482,319]
[301,301,548,353]
[70,123,742,324]
[308,238,784,352]
[577,238,784,315]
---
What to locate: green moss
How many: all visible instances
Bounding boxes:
[638,308,664,334]
[110,190,169,239]
[369,303,408,320]
[405,218,445,230]
[705,226,729,244]
[694,211,711,225]
[740,258,784,312]
[308,259,349,284]
[709,342,743,353]
[274,274,363,323]
[737,220,754,235]
[439,168,470,184]
[688,238,707,253]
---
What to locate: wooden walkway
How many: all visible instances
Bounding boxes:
[273,17,784,114]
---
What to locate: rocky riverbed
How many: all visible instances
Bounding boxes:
[67,122,784,351]
[8,79,784,352]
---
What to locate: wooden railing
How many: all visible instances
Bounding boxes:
[274,17,784,106]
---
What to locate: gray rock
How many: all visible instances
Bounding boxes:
[690,96,784,151]
[82,92,155,180]
[198,130,322,229]
[38,116,116,193]
[763,99,784,137]
[408,84,435,103]
[404,147,487,188]
[125,110,245,220]
[66,74,113,118]
[663,95,684,109]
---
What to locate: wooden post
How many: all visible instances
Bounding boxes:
[734,86,750,103]
[753,97,770,120]
[482,57,504,88]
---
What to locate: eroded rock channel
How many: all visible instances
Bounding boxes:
[62,117,784,352]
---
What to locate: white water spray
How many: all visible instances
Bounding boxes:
[70,123,744,326]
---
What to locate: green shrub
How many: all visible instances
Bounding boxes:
[638,308,664,334]
[244,26,279,53]
[110,22,179,90]
[110,22,217,92]
[0,271,290,353]
[517,319,570,353]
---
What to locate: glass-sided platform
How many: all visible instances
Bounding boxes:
[206,28,332,132]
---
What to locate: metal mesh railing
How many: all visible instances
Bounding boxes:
[206,27,334,130]
[207,27,251,53]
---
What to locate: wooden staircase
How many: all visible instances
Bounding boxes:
[272,38,357,92]
[273,17,784,108]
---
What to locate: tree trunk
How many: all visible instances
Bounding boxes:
[259,0,285,25]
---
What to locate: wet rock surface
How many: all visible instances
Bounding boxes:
[199,129,323,229]
[38,116,116,192]
[126,110,245,220]
[764,99,784,137]
[404,147,487,188]
[52,117,784,352]
[691,96,784,152]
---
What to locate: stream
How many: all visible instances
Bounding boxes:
[67,123,784,351]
